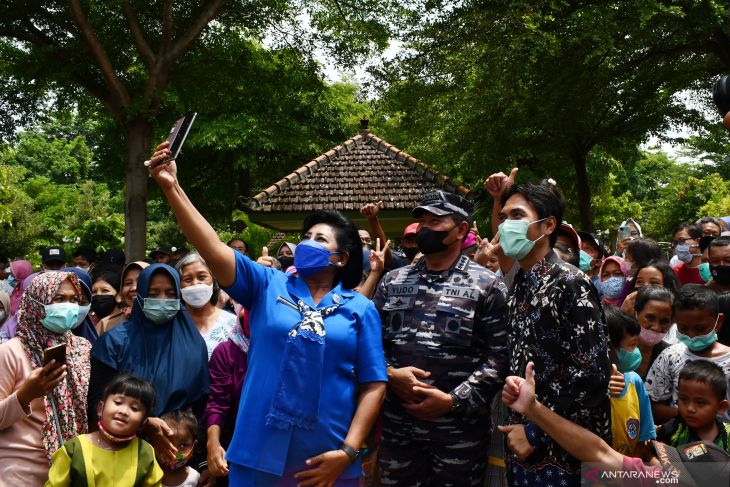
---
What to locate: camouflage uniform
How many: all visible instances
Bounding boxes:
[373,254,509,486]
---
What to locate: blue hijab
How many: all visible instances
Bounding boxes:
[64,267,98,345]
[91,264,209,416]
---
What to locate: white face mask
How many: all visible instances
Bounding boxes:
[180,284,214,308]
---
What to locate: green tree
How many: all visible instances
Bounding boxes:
[2,130,92,184]
[374,0,730,231]
[0,0,397,259]
[0,163,39,258]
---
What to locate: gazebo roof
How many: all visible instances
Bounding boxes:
[246,121,471,235]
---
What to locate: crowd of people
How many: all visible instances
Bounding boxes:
[2,136,730,487]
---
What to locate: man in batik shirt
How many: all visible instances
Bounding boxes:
[491,176,611,487]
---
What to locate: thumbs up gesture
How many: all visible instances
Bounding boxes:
[256,246,280,270]
[501,361,537,415]
[608,364,625,398]
[484,167,519,200]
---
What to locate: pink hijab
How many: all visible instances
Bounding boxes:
[598,256,629,306]
[9,260,33,314]
[0,261,34,341]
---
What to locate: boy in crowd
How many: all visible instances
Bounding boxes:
[646,284,730,424]
[501,362,730,487]
[657,360,730,453]
[605,305,656,455]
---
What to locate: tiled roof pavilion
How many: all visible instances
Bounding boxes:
[246,120,472,235]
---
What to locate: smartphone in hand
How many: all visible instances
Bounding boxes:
[618,226,632,241]
[164,112,197,162]
[43,344,66,366]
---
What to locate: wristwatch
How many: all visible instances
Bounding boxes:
[449,391,464,412]
[339,443,360,463]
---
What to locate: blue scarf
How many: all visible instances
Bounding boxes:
[91,264,209,416]
[266,297,340,430]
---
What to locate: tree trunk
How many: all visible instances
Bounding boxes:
[124,120,153,261]
[236,164,251,210]
[573,151,593,232]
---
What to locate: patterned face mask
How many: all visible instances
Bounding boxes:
[600,277,625,299]
[161,446,195,471]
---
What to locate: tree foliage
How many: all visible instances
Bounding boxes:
[373,0,730,231]
[0,0,399,258]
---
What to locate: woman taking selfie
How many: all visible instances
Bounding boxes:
[147,141,387,486]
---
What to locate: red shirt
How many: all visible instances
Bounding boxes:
[673,263,704,286]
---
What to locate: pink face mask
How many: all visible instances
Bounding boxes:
[639,326,666,347]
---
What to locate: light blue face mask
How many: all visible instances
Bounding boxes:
[41,303,80,334]
[579,250,593,271]
[677,315,720,352]
[7,275,16,288]
[616,347,642,373]
[141,298,180,325]
[675,243,694,264]
[497,218,548,261]
[699,263,712,283]
[74,304,90,329]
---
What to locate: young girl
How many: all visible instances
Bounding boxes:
[46,374,162,486]
[158,410,200,487]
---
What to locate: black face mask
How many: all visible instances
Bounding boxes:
[711,265,730,285]
[416,226,456,255]
[90,295,117,319]
[402,247,419,261]
[278,255,294,270]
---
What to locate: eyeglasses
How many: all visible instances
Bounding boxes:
[673,237,699,246]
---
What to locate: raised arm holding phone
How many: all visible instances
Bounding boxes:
[148,139,386,486]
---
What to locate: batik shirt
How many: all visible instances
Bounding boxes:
[374,254,508,439]
[507,251,612,486]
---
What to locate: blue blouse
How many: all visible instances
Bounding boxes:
[223,251,387,477]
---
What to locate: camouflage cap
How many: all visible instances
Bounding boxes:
[412,191,473,221]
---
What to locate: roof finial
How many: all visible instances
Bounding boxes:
[359,117,370,134]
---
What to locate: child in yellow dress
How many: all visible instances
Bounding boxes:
[46,374,163,487]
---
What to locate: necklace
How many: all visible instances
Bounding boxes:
[92,433,114,451]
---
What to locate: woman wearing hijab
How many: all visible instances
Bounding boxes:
[0,259,33,342]
[204,315,250,480]
[276,242,296,271]
[95,261,149,335]
[63,267,97,345]
[616,218,642,257]
[89,264,209,463]
[0,272,90,485]
[599,256,629,307]
[0,290,10,344]
[148,141,387,486]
